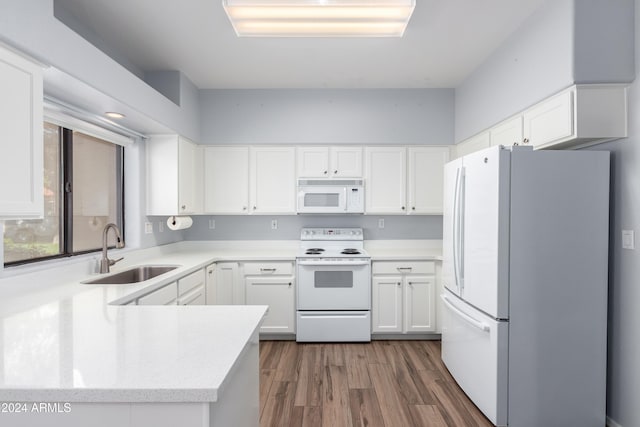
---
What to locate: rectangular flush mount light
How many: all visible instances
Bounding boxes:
[222,0,416,37]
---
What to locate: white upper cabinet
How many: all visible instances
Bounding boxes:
[250,146,296,214]
[297,146,362,178]
[204,146,249,214]
[0,44,43,219]
[454,132,490,159]
[366,146,448,215]
[365,146,407,214]
[523,89,573,148]
[490,116,524,147]
[455,84,627,156]
[146,135,202,216]
[407,147,450,214]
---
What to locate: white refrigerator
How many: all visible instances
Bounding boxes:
[441,145,609,427]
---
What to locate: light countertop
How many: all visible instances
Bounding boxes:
[0,239,440,403]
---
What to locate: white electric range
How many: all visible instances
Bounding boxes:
[295,228,371,342]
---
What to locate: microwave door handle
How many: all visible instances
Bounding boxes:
[343,187,348,211]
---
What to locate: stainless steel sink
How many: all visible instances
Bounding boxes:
[82,265,180,285]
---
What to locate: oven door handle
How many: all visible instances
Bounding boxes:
[297,260,370,266]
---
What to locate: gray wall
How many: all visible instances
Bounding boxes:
[199,89,454,145]
[184,215,442,241]
[453,0,637,424]
[586,4,640,425]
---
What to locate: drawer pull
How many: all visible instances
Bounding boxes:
[397,267,412,272]
[260,268,277,273]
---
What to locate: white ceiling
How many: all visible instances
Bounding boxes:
[55,0,546,89]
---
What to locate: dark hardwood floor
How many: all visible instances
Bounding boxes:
[259,340,493,427]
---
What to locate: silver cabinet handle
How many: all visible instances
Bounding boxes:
[397,282,401,287]
[323,170,328,175]
[334,170,338,174]
[181,205,186,210]
[260,268,277,273]
[397,267,412,272]
[412,207,416,211]
[401,206,406,210]
[243,206,247,211]
[253,206,257,210]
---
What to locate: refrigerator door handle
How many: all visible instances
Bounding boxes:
[452,167,461,293]
[441,294,490,332]
[458,167,466,290]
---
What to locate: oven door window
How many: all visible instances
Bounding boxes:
[314,271,353,288]
[304,192,340,208]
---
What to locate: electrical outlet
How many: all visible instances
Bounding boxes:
[378,218,385,229]
[209,219,216,229]
[144,222,153,234]
[158,221,164,233]
[622,230,635,249]
[271,219,278,230]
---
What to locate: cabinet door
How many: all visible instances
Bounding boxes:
[205,264,216,305]
[177,138,199,214]
[214,262,241,304]
[454,132,490,159]
[204,146,250,214]
[372,276,403,333]
[407,147,449,214]
[297,146,329,178]
[245,277,295,334]
[137,282,178,305]
[490,116,523,147]
[331,147,362,178]
[523,90,574,148]
[250,147,296,214]
[178,285,206,305]
[404,276,436,332]
[0,46,43,218]
[365,147,406,214]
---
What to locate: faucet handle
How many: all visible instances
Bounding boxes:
[109,257,124,266]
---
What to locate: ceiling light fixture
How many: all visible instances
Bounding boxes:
[105,112,126,119]
[222,0,416,37]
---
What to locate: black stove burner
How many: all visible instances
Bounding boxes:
[341,248,361,255]
[305,248,325,255]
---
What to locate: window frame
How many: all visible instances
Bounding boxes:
[3,123,125,267]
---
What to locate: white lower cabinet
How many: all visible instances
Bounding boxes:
[137,282,178,306]
[177,269,206,306]
[243,262,295,335]
[372,261,436,334]
[213,262,243,305]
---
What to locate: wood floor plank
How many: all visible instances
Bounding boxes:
[348,388,385,427]
[407,404,449,427]
[275,341,301,382]
[322,365,353,427]
[260,369,276,413]
[260,381,297,427]
[301,406,323,427]
[430,378,483,427]
[368,363,413,427]
[344,344,371,389]
[294,344,323,407]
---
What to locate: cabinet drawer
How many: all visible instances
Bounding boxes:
[243,262,293,275]
[372,261,434,275]
[178,284,206,305]
[138,282,178,305]
[178,269,206,295]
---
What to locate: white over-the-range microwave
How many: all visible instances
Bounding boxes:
[297,179,364,214]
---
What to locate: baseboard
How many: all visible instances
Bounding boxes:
[607,415,623,427]
[372,333,441,341]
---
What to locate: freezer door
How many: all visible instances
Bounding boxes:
[442,157,463,298]
[460,146,510,319]
[441,290,508,426]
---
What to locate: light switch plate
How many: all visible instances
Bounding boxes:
[209,219,216,229]
[622,230,635,249]
[378,218,385,229]
[158,221,164,233]
[144,222,153,234]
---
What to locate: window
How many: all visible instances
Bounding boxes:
[3,121,124,265]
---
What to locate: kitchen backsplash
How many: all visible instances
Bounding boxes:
[184,215,442,241]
